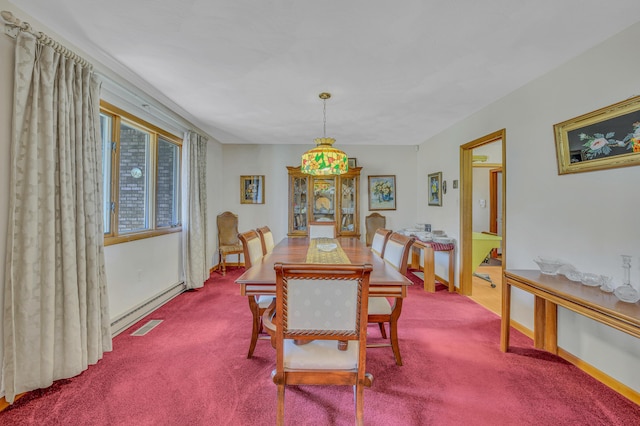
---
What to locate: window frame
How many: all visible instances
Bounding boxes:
[101,100,182,246]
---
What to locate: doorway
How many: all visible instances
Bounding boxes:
[459,130,506,306]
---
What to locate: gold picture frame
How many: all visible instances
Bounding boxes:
[428,172,442,206]
[240,175,265,204]
[554,95,640,175]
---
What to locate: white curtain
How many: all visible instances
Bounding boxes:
[2,32,112,403]
[182,131,209,289]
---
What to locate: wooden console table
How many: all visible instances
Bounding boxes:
[410,240,455,292]
[501,270,640,353]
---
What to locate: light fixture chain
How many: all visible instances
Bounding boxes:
[323,97,327,138]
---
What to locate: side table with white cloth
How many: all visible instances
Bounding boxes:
[398,228,456,292]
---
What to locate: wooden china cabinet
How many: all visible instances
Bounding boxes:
[287,166,361,238]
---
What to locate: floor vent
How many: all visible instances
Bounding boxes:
[131,319,163,336]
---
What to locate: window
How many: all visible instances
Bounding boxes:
[100,101,182,245]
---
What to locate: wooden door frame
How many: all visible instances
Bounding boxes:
[489,167,502,257]
[459,130,506,296]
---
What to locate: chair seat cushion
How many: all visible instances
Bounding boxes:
[220,244,242,254]
[284,339,359,370]
[368,297,392,315]
[257,295,275,309]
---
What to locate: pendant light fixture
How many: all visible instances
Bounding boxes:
[301,92,348,175]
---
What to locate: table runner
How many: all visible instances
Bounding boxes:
[305,238,351,264]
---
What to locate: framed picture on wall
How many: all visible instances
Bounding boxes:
[428,172,442,206]
[554,95,640,175]
[240,175,265,204]
[368,175,396,210]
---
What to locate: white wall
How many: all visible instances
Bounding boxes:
[417,22,640,392]
[472,167,490,232]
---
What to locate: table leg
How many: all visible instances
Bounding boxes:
[447,249,455,292]
[500,280,511,352]
[247,296,260,358]
[423,245,436,292]
[389,298,404,366]
[533,296,547,349]
[544,300,558,354]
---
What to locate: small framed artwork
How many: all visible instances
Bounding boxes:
[368,175,396,211]
[428,172,442,206]
[348,158,357,168]
[240,175,265,204]
[554,95,640,175]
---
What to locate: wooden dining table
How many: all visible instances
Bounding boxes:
[236,237,413,355]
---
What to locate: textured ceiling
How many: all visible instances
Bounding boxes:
[7,0,640,145]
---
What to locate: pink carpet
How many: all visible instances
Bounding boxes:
[2,267,639,425]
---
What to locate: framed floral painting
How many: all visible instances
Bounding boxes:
[428,172,442,206]
[554,95,640,174]
[368,175,396,211]
[240,175,264,204]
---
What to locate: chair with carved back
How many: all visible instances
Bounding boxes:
[217,211,243,275]
[271,262,373,426]
[256,226,275,255]
[367,232,415,366]
[365,213,386,246]
[370,228,392,258]
[308,221,337,239]
[239,229,274,358]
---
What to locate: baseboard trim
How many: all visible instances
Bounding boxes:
[210,262,243,275]
[110,282,185,337]
[558,348,640,405]
[508,319,639,404]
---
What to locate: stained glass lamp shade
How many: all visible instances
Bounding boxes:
[301,137,348,175]
[301,92,348,176]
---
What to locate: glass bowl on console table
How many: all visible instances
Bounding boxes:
[614,284,640,303]
[533,257,566,276]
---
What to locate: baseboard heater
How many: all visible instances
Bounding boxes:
[110,281,185,337]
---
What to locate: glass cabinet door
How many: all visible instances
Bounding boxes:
[312,178,336,222]
[340,177,356,233]
[292,176,307,232]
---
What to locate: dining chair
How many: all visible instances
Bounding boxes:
[368,232,415,366]
[365,213,386,246]
[271,262,373,426]
[239,230,274,358]
[217,211,243,275]
[256,226,275,255]
[370,228,392,258]
[308,221,336,239]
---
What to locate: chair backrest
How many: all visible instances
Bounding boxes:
[238,230,264,269]
[273,262,372,362]
[308,221,336,239]
[371,228,392,258]
[365,213,386,246]
[256,226,275,255]
[217,211,240,246]
[382,232,416,275]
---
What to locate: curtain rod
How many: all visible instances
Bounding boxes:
[1,10,93,69]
